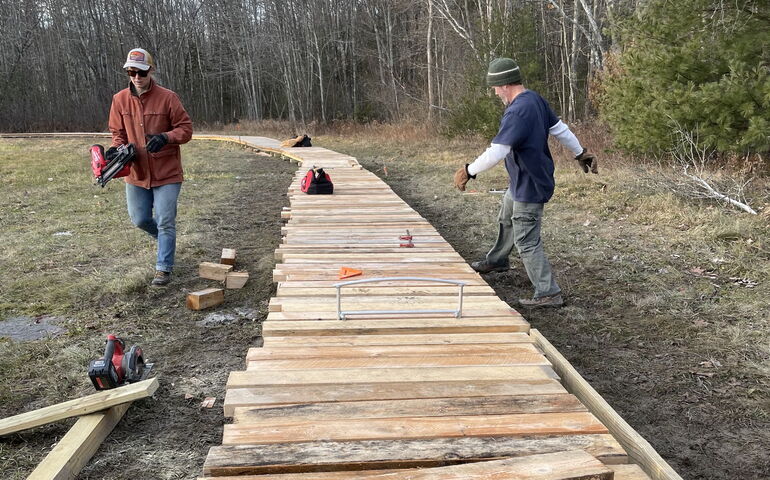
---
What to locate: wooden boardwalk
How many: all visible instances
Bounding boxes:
[198,136,670,480]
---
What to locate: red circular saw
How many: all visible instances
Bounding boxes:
[88,334,150,390]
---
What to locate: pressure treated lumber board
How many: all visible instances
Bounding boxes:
[232,394,586,423]
[245,352,550,370]
[268,295,517,312]
[531,329,681,480]
[260,332,535,346]
[276,285,494,296]
[245,343,543,360]
[202,434,628,475]
[224,379,567,416]
[0,378,158,436]
[227,365,559,388]
[26,403,131,480]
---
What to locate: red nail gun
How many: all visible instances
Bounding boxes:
[89,143,136,188]
[88,334,152,390]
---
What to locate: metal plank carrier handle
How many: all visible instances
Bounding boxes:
[333,277,467,320]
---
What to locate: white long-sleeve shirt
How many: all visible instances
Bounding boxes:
[467,120,583,177]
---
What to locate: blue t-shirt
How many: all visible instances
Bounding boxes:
[492,90,559,203]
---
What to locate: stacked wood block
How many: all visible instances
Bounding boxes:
[188,249,249,310]
[199,138,664,480]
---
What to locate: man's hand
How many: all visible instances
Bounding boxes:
[575,148,597,174]
[145,133,169,153]
[454,164,476,191]
[105,146,119,161]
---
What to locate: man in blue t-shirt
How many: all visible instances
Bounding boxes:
[454,57,596,308]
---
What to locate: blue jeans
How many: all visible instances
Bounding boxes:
[125,182,181,272]
[485,191,560,298]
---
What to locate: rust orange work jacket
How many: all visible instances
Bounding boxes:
[108,80,193,188]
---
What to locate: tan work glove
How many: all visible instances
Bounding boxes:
[280,135,304,147]
[454,164,476,191]
[576,148,598,174]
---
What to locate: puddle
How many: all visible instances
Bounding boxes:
[0,316,67,342]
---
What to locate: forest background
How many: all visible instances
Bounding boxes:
[1,0,768,157]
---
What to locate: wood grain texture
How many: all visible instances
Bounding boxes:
[202,434,627,475]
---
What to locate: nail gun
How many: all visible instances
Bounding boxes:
[88,334,152,390]
[89,143,136,188]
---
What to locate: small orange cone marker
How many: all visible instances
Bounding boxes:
[338,267,363,279]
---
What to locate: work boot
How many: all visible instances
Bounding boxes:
[151,270,171,286]
[471,260,510,273]
[518,293,564,309]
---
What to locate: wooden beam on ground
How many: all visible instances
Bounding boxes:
[199,262,233,281]
[202,434,628,476]
[26,403,131,480]
[531,329,682,480]
[0,378,158,436]
[225,271,249,289]
[187,288,225,310]
[221,248,237,266]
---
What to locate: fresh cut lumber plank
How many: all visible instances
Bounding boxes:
[202,434,628,475]
[261,332,535,347]
[531,329,683,480]
[222,411,608,445]
[26,403,131,480]
[261,318,529,336]
[246,343,542,361]
[227,365,559,388]
[344,450,613,480]
[224,379,567,416]
[245,352,549,370]
[232,394,586,423]
[0,378,158,436]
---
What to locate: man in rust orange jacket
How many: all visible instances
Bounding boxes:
[108,48,193,286]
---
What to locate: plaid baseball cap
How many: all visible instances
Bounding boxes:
[123,48,154,70]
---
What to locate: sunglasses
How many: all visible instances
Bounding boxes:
[126,69,150,77]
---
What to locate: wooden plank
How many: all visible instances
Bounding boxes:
[264,309,522,321]
[222,411,608,445]
[225,271,249,289]
[232,394,586,423]
[227,365,558,388]
[611,464,653,480]
[276,285,495,296]
[261,332,535,347]
[246,352,549,370]
[221,248,237,265]
[202,434,628,475]
[0,378,158,436]
[26,403,131,480]
[246,343,542,361]
[261,318,529,336]
[187,288,225,310]
[201,450,612,480]
[199,262,233,281]
[531,329,682,480]
[224,379,567,416]
[355,450,613,479]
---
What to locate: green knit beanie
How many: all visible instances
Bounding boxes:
[486,58,522,86]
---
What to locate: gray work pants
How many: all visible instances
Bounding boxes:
[485,191,561,298]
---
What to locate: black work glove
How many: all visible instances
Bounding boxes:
[575,148,598,174]
[145,133,169,153]
[105,146,119,161]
